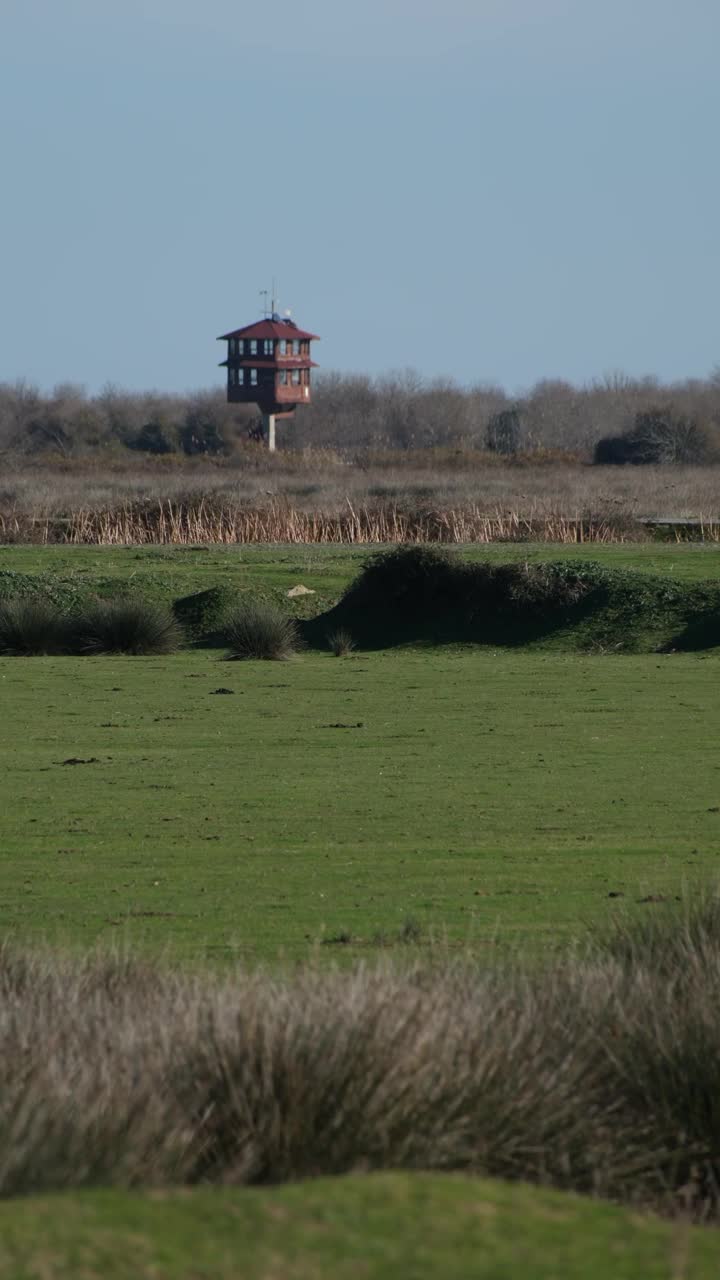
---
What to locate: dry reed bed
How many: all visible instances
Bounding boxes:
[0,501,687,545]
[1,932,720,1214]
[3,460,720,525]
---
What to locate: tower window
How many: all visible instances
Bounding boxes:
[237,368,245,386]
[292,339,300,356]
[238,339,245,355]
[279,339,287,355]
[249,340,257,355]
[279,370,288,385]
[263,339,274,356]
[291,369,300,386]
[250,368,258,386]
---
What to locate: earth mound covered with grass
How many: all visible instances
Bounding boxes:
[303,545,720,652]
[172,584,237,644]
[2,1173,716,1280]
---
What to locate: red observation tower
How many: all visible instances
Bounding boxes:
[218,312,320,451]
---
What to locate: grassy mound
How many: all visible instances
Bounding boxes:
[1,1173,715,1280]
[0,569,89,616]
[304,545,720,652]
[172,584,237,644]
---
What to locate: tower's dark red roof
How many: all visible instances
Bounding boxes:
[218,317,319,341]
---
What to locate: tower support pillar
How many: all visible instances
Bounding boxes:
[262,413,276,452]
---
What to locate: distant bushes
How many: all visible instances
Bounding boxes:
[594,407,718,465]
[3,896,720,1213]
[2,371,720,457]
[486,407,522,455]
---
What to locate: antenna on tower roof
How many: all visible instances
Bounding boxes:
[260,280,279,319]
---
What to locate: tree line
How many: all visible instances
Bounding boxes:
[1,370,719,462]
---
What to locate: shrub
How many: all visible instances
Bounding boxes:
[486,407,522,455]
[70,599,181,655]
[223,599,299,660]
[327,628,355,656]
[499,560,603,614]
[333,548,606,644]
[127,419,178,454]
[0,597,70,655]
[594,407,714,465]
[344,546,462,618]
[593,434,638,465]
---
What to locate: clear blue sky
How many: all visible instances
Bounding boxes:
[1,0,718,394]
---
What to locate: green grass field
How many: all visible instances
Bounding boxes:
[2,646,720,958]
[1,542,720,959]
[2,542,720,1278]
[2,1173,716,1280]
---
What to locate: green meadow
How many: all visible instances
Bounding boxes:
[2,645,720,959]
[1,541,720,959]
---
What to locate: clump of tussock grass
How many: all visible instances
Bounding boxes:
[587,886,720,977]
[3,899,720,1213]
[0,597,71,655]
[69,599,182,655]
[223,599,299,661]
[327,627,355,656]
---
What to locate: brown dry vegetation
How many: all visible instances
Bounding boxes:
[2,372,720,543]
[2,897,720,1216]
[2,455,720,544]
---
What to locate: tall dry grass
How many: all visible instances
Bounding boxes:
[2,898,720,1214]
[1,454,720,536]
[1,450,719,544]
[34,502,632,545]
[5,499,720,545]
